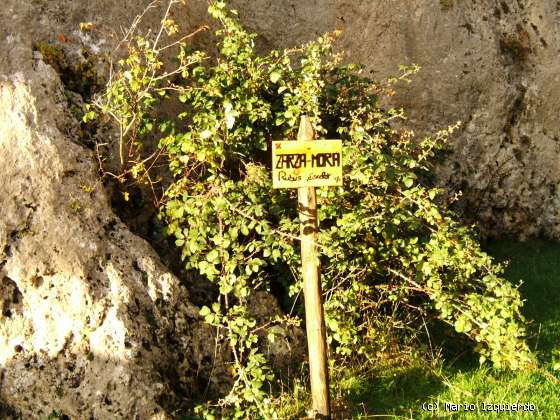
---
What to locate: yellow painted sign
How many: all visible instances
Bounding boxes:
[272,140,343,189]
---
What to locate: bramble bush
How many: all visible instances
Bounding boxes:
[88,1,533,417]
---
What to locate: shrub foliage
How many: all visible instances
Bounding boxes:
[89,1,533,417]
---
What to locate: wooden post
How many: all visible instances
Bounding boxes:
[297,115,331,419]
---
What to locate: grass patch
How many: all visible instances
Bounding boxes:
[486,239,560,360]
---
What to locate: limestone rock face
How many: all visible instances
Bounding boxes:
[0,30,209,420]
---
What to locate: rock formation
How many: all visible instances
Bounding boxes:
[0,33,212,419]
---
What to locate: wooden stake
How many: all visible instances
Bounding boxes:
[297,115,331,419]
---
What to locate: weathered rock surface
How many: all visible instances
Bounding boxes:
[0,48,207,419]
[3,3,559,240]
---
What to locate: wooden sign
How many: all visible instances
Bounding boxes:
[272,140,342,189]
[271,117,332,418]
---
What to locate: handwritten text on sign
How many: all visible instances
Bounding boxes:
[272,140,343,188]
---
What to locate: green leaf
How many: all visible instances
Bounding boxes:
[269,71,281,83]
[199,306,211,317]
[403,176,414,188]
[207,249,220,263]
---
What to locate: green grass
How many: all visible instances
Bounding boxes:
[487,240,560,361]
[323,239,560,419]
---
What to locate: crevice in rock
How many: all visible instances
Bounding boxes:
[504,84,527,139]
[32,40,104,151]
[1,277,23,319]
